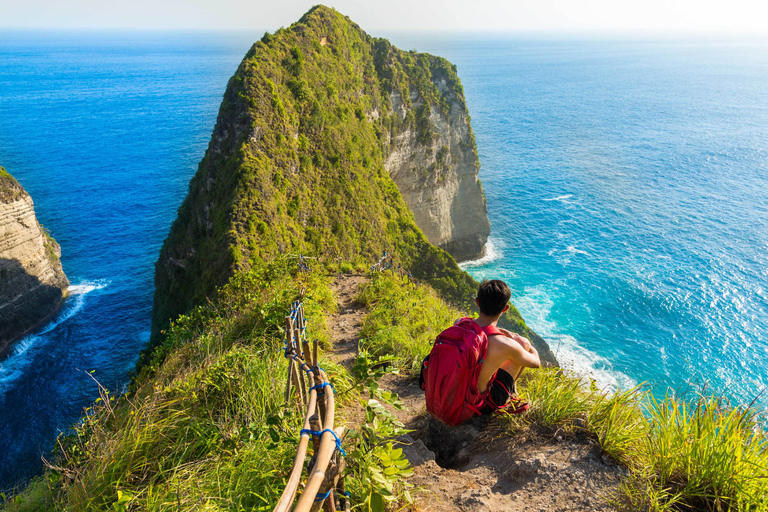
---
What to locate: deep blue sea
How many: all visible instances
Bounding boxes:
[1,31,767,489]
[0,31,258,488]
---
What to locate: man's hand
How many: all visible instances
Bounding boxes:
[499,328,532,352]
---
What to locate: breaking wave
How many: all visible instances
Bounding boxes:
[0,280,109,393]
[459,238,502,269]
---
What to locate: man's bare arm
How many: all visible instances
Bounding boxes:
[497,335,541,369]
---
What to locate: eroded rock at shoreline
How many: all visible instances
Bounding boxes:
[0,167,69,357]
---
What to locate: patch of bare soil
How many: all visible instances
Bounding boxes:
[327,274,625,511]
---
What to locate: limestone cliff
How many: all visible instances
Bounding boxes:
[383,75,489,262]
[0,167,69,357]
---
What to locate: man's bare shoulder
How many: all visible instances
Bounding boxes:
[486,332,517,348]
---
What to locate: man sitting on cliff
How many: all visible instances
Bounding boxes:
[420,280,541,425]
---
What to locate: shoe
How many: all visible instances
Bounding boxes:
[498,396,529,415]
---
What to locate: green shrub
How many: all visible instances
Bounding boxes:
[357,272,464,374]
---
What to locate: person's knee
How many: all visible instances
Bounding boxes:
[500,359,521,374]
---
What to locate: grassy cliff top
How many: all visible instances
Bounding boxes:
[5,265,766,511]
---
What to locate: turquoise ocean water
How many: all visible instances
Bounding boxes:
[0,32,766,488]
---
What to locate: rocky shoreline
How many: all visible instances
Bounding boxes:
[0,167,69,357]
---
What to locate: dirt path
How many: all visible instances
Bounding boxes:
[327,274,625,512]
[326,273,368,369]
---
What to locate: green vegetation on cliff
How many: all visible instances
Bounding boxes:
[0,167,25,203]
[5,264,767,511]
[151,5,480,355]
[4,261,337,510]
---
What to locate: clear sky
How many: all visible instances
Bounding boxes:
[1,0,767,34]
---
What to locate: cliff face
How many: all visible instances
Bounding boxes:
[383,81,489,262]
[0,167,69,357]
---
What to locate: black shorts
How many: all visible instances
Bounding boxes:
[479,368,516,415]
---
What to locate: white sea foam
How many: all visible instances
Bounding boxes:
[0,280,109,394]
[459,238,502,269]
[512,285,635,392]
[566,245,589,256]
[544,194,574,202]
[550,334,637,391]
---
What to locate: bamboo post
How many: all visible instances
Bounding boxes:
[308,414,322,472]
[285,359,294,404]
[285,315,293,404]
[303,426,345,512]
[287,314,307,406]
[294,370,338,511]
[312,339,319,373]
[295,306,304,358]
[312,368,327,422]
[295,314,309,403]
[285,315,294,352]
[336,478,350,512]
[291,359,305,407]
[299,305,310,359]
[310,456,345,512]
[302,340,313,368]
[273,367,319,512]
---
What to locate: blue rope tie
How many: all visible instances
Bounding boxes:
[289,354,313,372]
[309,382,335,395]
[314,488,332,502]
[298,428,347,456]
[303,364,324,375]
[341,490,351,498]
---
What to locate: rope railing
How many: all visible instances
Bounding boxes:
[274,253,417,510]
[274,258,349,512]
[370,251,418,284]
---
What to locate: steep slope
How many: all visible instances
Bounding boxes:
[151,7,485,338]
[379,41,490,262]
[149,5,553,365]
[0,167,69,357]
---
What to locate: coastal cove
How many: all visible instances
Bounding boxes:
[1,27,767,493]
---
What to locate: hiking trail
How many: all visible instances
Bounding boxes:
[326,274,625,512]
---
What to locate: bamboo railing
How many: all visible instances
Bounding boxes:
[274,253,418,511]
[274,259,349,512]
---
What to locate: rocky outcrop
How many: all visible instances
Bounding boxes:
[0,167,69,357]
[384,88,490,262]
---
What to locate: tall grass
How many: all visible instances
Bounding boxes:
[5,263,767,511]
[2,260,337,511]
[484,369,768,510]
[620,394,768,511]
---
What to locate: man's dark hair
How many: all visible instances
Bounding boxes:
[477,279,511,317]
